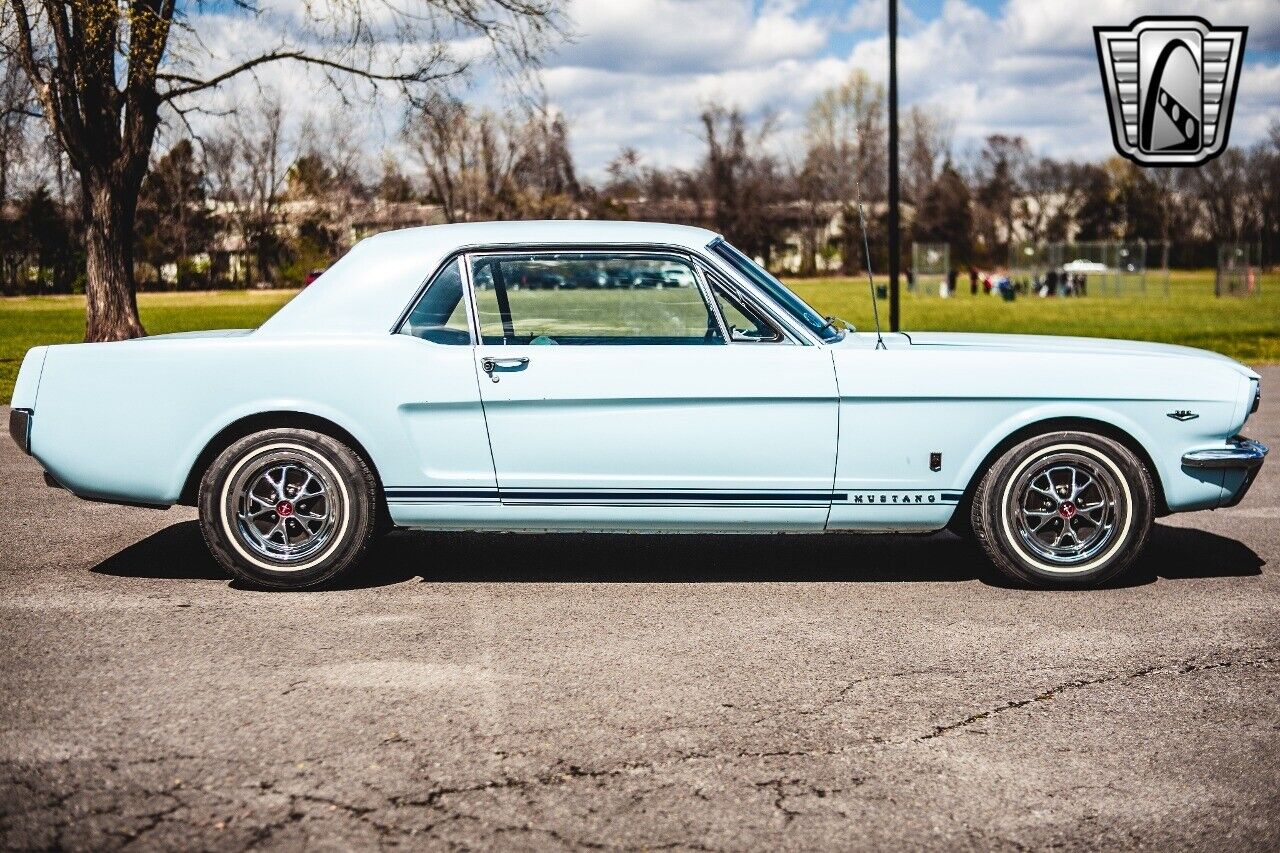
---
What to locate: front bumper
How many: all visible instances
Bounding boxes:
[1182,436,1268,509]
[1181,437,1268,470]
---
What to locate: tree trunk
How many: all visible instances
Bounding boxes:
[82,177,146,342]
[799,222,816,277]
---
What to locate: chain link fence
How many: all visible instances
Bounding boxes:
[909,243,951,296]
[1216,243,1260,296]
[1007,240,1170,296]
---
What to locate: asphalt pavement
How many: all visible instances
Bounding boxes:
[2,368,1279,851]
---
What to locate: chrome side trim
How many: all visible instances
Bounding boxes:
[1181,437,1268,469]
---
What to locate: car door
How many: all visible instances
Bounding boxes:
[384,257,499,524]
[465,248,839,531]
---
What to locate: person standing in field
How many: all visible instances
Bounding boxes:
[969,267,979,295]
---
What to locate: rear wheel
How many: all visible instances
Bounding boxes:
[971,431,1154,588]
[198,428,378,589]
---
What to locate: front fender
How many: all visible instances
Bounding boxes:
[831,347,1246,517]
[953,400,1228,513]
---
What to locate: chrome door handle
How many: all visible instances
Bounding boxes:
[481,356,529,382]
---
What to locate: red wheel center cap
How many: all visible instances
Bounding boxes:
[275,500,294,517]
[1058,501,1077,519]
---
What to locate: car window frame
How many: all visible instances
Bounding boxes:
[704,238,835,344]
[460,247,730,347]
[698,264,793,345]
[393,256,474,346]
[392,241,820,348]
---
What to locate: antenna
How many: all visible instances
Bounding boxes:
[856,200,887,350]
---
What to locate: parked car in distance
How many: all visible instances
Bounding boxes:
[569,265,608,289]
[604,265,665,289]
[304,268,326,286]
[512,266,566,290]
[9,221,1266,590]
[661,263,697,288]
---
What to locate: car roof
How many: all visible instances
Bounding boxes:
[366,219,720,250]
[258,220,722,337]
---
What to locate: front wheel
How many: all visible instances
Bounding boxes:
[971,431,1154,588]
[198,428,378,589]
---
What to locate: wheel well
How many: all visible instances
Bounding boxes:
[954,417,1169,518]
[179,412,388,514]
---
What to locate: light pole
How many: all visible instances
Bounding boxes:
[887,0,901,332]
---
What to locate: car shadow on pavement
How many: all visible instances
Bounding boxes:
[1122,522,1265,586]
[91,520,227,581]
[91,519,1263,590]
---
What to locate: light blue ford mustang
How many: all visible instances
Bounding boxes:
[8,221,1267,589]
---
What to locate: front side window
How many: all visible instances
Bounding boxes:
[710,239,839,342]
[470,253,723,346]
[399,258,471,344]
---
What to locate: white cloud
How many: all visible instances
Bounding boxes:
[834,0,1280,166]
[165,0,1280,179]
[1002,0,1280,54]
[554,0,826,74]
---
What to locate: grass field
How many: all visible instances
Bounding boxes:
[1,269,1276,403]
[788,269,1280,365]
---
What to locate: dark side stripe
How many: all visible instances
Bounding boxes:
[386,488,962,505]
[386,488,832,502]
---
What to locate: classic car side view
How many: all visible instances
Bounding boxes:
[8,221,1267,589]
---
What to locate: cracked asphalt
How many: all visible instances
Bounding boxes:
[2,367,1279,851]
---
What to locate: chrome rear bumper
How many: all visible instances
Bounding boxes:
[1181,437,1268,470]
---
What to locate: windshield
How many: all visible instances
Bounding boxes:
[708,239,842,342]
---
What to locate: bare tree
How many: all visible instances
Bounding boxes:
[972,134,1031,259]
[2,0,565,340]
[805,69,886,203]
[408,95,580,222]
[1183,148,1252,244]
[511,105,580,212]
[135,137,214,289]
[802,70,886,274]
[699,103,781,264]
[286,112,374,258]
[1256,124,1280,267]
[0,47,35,210]
[902,105,952,207]
[1016,157,1066,245]
[206,97,292,286]
[597,147,696,214]
[408,95,522,222]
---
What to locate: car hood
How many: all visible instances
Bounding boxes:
[901,332,1259,379]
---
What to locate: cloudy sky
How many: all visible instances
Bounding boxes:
[531,0,1280,174]
[187,0,1280,177]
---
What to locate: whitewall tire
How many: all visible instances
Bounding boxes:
[971,431,1154,588]
[198,428,378,589]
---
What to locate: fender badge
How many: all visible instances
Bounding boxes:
[1168,410,1199,421]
